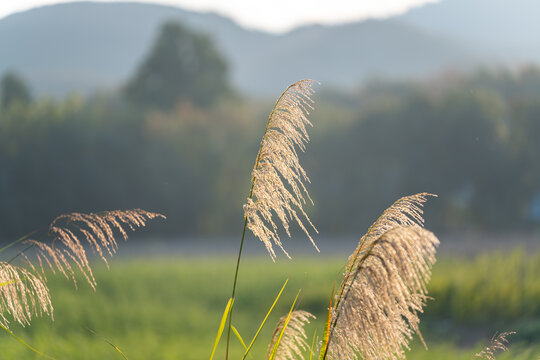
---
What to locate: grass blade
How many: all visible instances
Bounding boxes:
[0,230,38,254]
[231,325,253,359]
[0,279,17,287]
[309,329,317,360]
[242,278,288,360]
[210,297,234,360]
[0,322,56,359]
[86,327,128,359]
[268,289,302,360]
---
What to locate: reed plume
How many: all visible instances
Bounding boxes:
[266,310,315,360]
[324,193,439,360]
[0,209,162,330]
[334,193,435,314]
[344,193,435,276]
[0,262,52,327]
[24,209,165,289]
[226,80,319,359]
[243,79,319,260]
[474,332,515,360]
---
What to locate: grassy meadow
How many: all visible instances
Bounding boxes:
[1,248,540,359]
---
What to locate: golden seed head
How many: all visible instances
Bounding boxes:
[267,310,315,360]
[475,332,515,360]
[0,262,52,327]
[25,209,165,289]
[244,79,319,260]
[328,193,439,360]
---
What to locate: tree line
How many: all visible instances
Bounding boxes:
[0,21,539,240]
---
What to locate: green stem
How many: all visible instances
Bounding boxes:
[0,229,39,254]
[0,321,56,359]
[225,148,263,360]
[225,216,248,360]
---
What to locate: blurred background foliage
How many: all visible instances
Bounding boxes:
[1,20,540,240]
[124,21,232,109]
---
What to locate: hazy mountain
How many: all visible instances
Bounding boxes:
[400,0,540,63]
[241,20,476,95]
[0,2,267,96]
[0,1,507,97]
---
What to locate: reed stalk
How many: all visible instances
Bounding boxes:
[225,79,318,359]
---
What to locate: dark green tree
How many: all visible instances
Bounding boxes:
[125,21,230,109]
[0,72,31,108]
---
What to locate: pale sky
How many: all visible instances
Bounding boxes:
[0,0,438,33]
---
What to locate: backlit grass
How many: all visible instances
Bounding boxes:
[1,249,540,359]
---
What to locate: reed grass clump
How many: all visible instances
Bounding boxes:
[223,80,521,359]
[222,80,445,360]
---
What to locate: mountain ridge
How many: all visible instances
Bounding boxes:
[400,0,540,62]
[0,1,531,97]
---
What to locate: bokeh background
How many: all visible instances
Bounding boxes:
[0,0,539,359]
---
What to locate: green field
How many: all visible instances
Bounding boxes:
[1,249,540,359]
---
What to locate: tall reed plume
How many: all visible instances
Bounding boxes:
[226,79,319,359]
[243,79,319,259]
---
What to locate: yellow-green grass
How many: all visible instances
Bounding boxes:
[427,249,540,324]
[1,249,540,359]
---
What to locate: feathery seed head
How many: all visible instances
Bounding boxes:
[341,193,436,294]
[267,310,315,360]
[327,193,439,360]
[0,209,162,328]
[243,79,319,260]
[475,332,515,360]
[329,226,438,360]
[0,262,52,327]
[25,209,165,289]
